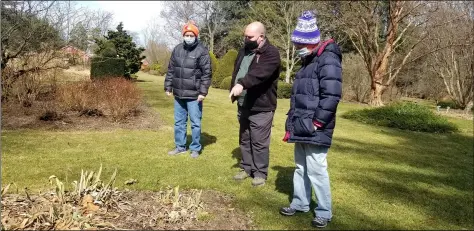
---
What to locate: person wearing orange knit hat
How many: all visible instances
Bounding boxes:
[182,20,199,38]
[164,20,212,159]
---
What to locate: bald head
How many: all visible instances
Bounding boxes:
[243,22,266,50]
[245,21,266,36]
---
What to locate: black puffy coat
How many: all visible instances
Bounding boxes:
[164,40,212,99]
[285,39,343,147]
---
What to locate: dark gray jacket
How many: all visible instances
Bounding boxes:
[164,40,212,99]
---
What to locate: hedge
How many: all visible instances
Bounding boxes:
[90,57,126,79]
[212,49,238,88]
[277,81,293,99]
[219,76,233,90]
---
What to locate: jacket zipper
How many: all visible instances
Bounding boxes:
[179,47,188,96]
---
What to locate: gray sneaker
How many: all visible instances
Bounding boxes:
[312,216,331,228]
[233,170,250,180]
[168,148,186,156]
[252,177,266,187]
[190,151,200,158]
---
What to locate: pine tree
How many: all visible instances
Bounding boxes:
[95,22,145,77]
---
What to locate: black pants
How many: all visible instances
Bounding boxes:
[238,107,274,179]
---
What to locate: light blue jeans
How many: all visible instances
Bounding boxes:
[174,97,202,152]
[290,143,332,220]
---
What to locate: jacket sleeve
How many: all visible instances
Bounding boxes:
[237,48,281,89]
[198,50,212,96]
[313,50,342,126]
[164,48,177,92]
[230,49,244,92]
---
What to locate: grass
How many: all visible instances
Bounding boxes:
[2,72,473,230]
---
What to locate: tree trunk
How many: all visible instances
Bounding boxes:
[285,68,291,83]
[209,31,214,54]
[369,75,386,107]
[465,101,473,114]
[285,39,291,83]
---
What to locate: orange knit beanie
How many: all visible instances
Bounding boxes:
[182,20,199,37]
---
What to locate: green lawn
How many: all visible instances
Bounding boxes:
[2,72,473,230]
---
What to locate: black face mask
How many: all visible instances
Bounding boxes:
[244,38,259,50]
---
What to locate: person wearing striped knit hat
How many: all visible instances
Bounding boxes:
[279,10,342,228]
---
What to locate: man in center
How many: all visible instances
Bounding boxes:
[229,22,281,187]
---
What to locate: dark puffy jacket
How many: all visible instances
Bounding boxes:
[230,39,281,112]
[285,39,342,147]
[164,40,212,99]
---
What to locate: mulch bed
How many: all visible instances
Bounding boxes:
[1,100,163,131]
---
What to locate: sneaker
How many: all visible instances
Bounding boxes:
[233,170,250,181]
[168,148,186,156]
[190,150,200,158]
[279,207,296,216]
[251,177,266,187]
[312,216,331,228]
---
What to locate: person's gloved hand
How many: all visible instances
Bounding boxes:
[282,131,290,142]
[313,121,323,131]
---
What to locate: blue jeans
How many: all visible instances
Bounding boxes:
[290,143,332,220]
[174,97,202,152]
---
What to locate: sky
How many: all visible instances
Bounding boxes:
[77,1,165,45]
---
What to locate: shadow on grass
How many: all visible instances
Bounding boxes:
[273,129,473,229]
[133,79,152,83]
[231,147,240,169]
[186,132,217,153]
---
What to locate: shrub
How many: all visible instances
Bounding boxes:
[210,52,218,76]
[90,57,125,79]
[212,49,238,88]
[149,62,168,76]
[151,63,161,72]
[437,100,462,109]
[219,76,233,90]
[56,78,142,121]
[39,110,63,121]
[277,81,293,99]
[342,101,458,133]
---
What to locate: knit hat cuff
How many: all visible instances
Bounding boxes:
[291,30,321,44]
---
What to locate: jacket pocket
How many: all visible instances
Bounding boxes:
[292,110,315,137]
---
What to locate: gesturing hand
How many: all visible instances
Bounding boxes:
[229,84,244,98]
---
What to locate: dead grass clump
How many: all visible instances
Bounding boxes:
[0,166,219,230]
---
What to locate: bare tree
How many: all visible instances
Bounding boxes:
[1,1,71,101]
[426,1,474,110]
[330,1,446,106]
[194,1,229,54]
[244,1,311,83]
[343,53,371,102]
[1,1,62,71]
[160,1,201,46]
[141,18,172,74]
